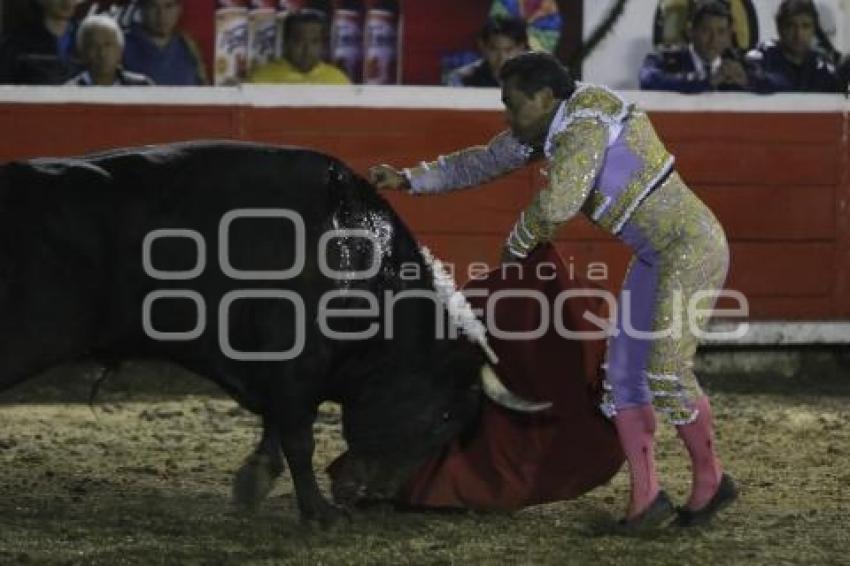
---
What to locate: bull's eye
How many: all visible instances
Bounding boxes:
[441,411,451,421]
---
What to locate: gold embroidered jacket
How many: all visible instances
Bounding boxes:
[404,84,676,258]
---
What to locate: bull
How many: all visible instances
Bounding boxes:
[0,141,542,526]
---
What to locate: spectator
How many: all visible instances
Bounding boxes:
[446,16,529,88]
[123,0,207,86]
[0,0,81,84]
[66,15,153,86]
[639,0,751,93]
[746,0,840,93]
[247,10,349,85]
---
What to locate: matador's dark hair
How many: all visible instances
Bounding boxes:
[499,51,576,99]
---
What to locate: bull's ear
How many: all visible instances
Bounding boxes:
[480,365,552,413]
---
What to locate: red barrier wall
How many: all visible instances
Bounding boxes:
[0,99,847,321]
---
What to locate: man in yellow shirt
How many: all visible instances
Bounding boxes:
[248,10,350,85]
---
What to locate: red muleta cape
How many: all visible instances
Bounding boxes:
[334,245,625,511]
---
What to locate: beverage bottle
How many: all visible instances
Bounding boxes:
[215,0,250,84]
[331,0,364,83]
[249,0,279,72]
[363,0,400,84]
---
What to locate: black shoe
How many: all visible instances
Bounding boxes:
[616,490,676,533]
[675,473,739,527]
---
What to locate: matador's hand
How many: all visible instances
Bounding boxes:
[368,165,409,190]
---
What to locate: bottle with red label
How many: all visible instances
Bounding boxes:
[331,0,363,83]
[363,0,400,85]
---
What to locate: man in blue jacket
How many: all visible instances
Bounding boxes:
[123,0,207,86]
[639,1,751,93]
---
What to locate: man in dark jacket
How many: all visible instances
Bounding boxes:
[746,0,840,93]
[639,1,751,93]
[0,0,81,84]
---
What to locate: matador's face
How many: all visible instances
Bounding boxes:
[501,77,558,146]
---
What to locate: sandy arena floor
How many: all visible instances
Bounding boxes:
[0,361,848,565]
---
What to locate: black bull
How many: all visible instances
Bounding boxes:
[0,141,535,525]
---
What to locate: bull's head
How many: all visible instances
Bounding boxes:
[322,206,548,504]
[336,339,548,505]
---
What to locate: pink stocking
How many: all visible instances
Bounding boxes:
[614,404,660,518]
[676,396,723,510]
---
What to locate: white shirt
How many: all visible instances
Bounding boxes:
[689,44,722,80]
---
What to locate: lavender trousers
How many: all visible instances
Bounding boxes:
[601,173,729,426]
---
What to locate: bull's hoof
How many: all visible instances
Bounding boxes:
[232,453,282,511]
[330,475,363,507]
[300,501,352,530]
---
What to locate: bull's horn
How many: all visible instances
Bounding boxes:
[480,365,552,413]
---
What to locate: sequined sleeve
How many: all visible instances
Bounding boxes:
[404,130,534,194]
[505,118,608,258]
